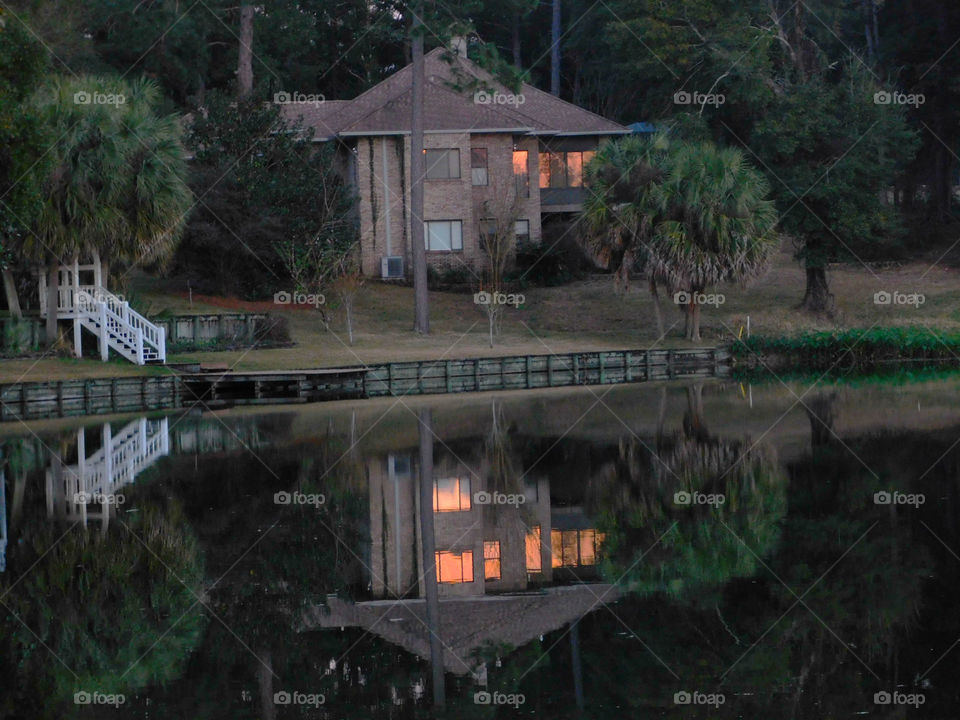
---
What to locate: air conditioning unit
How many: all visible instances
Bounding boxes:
[381,255,404,279]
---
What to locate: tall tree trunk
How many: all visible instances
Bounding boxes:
[45,261,59,348]
[257,649,276,720]
[2,270,21,318]
[417,409,445,708]
[570,619,584,712]
[648,278,664,338]
[800,265,833,315]
[512,12,522,69]
[410,3,430,333]
[550,0,561,96]
[237,4,254,99]
[687,294,701,342]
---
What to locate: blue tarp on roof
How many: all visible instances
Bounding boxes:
[628,121,657,134]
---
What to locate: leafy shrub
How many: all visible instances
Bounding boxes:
[733,327,960,366]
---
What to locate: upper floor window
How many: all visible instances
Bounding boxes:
[550,528,605,568]
[471,148,488,185]
[434,476,471,511]
[425,220,463,252]
[425,148,460,180]
[538,150,596,189]
[512,150,530,197]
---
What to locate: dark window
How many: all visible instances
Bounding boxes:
[471,148,488,185]
[425,149,460,180]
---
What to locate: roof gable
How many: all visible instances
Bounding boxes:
[283,47,629,138]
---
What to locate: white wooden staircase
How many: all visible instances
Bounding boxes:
[39,258,165,365]
[46,417,170,529]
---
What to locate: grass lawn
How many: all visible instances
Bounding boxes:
[2,241,958,383]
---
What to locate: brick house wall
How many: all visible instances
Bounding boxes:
[355,132,543,279]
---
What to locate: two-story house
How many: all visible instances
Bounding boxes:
[282,41,630,279]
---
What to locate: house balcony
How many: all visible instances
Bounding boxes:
[540,187,587,212]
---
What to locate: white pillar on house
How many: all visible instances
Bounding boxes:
[72,255,82,358]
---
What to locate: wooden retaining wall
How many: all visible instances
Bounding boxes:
[0,376,181,422]
[0,347,730,422]
[365,347,730,397]
[154,313,265,345]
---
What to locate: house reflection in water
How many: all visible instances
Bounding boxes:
[368,450,605,599]
[306,447,617,677]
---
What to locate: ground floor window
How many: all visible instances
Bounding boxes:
[525,526,542,573]
[425,220,463,252]
[483,541,501,580]
[436,550,473,583]
[515,219,530,247]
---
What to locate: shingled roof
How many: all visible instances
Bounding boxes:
[281,47,629,139]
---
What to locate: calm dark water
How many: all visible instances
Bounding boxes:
[2,373,960,718]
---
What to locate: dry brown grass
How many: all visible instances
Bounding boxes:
[2,242,958,383]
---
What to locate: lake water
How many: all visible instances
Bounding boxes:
[2,372,960,718]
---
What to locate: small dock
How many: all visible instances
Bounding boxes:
[179,368,367,408]
[0,346,730,422]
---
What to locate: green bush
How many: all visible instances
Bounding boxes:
[733,327,960,365]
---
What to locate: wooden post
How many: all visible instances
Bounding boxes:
[625,352,632,382]
[158,325,165,363]
[99,304,108,361]
[445,361,452,393]
[599,353,606,384]
[547,355,554,387]
[93,250,102,288]
[526,355,532,388]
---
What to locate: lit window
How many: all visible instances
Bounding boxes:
[425,220,463,252]
[513,150,529,197]
[433,477,471,512]
[436,550,474,583]
[525,526,542,573]
[471,148,488,185]
[484,541,501,580]
[567,152,583,187]
[425,148,461,179]
[538,150,597,189]
[550,529,604,567]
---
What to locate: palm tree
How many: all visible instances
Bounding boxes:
[583,136,777,342]
[582,133,674,337]
[28,75,190,345]
[655,142,778,341]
